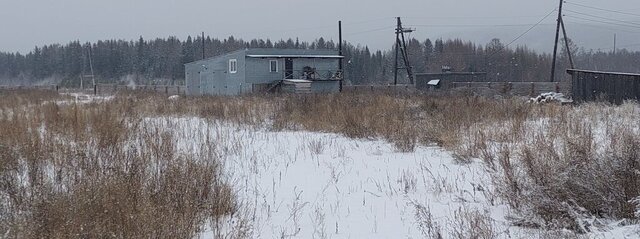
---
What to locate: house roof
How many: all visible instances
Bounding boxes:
[185,48,342,66]
[427,79,441,86]
[567,69,640,77]
[247,54,343,59]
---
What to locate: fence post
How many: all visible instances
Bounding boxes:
[94,84,97,95]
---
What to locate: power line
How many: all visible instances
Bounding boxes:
[345,26,396,36]
[564,9,640,27]
[564,15,640,29]
[343,17,396,26]
[596,43,640,51]
[565,21,640,34]
[564,1,640,18]
[406,23,556,28]
[488,8,557,58]
[233,17,395,35]
[403,15,550,20]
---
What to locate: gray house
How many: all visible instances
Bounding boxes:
[185,48,343,96]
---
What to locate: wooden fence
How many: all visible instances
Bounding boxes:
[568,69,640,104]
[343,85,416,93]
[0,85,58,91]
[449,81,571,97]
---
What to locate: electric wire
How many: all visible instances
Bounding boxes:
[487,8,557,58]
[565,21,640,34]
[597,43,640,51]
[406,23,556,28]
[345,26,396,36]
[564,1,640,18]
[564,9,640,27]
[402,15,550,20]
[564,15,640,29]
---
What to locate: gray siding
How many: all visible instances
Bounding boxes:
[185,48,341,96]
[245,58,284,84]
[185,50,247,96]
[245,58,339,84]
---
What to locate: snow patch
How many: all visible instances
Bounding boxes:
[528,92,573,104]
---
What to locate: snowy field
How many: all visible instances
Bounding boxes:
[145,117,638,238]
[4,92,638,238]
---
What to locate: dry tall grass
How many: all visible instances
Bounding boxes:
[0,91,238,238]
[150,91,639,233]
[476,102,640,232]
[3,89,638,236]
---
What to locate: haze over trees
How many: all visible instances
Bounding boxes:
[0,35,639,86]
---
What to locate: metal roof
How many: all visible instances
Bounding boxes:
[247,55,344,59]
[427,79,441,86]
[567,69,640,77]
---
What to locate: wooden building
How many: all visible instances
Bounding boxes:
[568,69,640,104]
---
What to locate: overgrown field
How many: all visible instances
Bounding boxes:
[0,90,638,238]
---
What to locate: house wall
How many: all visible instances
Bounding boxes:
[185,50,247,96]
[245,58,285,85]
[186,49,342,95]
[246,58,339,83]
[184,63,201,95]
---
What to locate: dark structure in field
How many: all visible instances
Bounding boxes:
[415,71,572,97]
[568,69,640,104]
[415,72,488,90]
[184,48,343,96]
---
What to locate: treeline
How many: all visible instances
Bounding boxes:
[0,35,639,86]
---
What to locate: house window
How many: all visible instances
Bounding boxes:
[270,60,278,72]
[229,59,238,73]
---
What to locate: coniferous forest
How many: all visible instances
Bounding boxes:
[0,35,639,86]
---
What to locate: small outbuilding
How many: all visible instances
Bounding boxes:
[568,69,640,104]
[415,72,487,91]
[185,48,343,96]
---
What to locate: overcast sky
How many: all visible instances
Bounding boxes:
[1,0,640,54]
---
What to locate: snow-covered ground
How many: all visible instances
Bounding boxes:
[36,93,640,238]
[141,117,639,239]
[7,92,639,238]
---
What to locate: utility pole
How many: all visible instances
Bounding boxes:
[393,17,415,85]
[613,34,617,55]
[88,46,95,86]
[560,17,575,69]
[80,44,96,90]
[338,21,344,92]
[551,0,576,80]
[202,32,206,60]
[550,0,564,82]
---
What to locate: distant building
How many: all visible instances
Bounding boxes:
[568,69,640,104]
[415,72,488,90]
[184,48,343,96]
